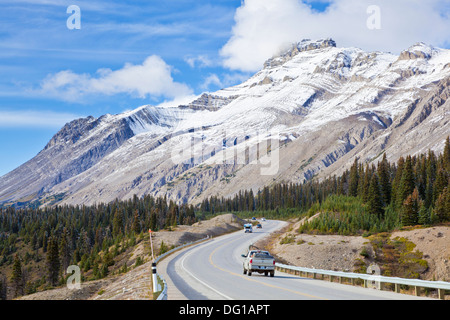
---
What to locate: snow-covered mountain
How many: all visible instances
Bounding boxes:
[1,39,449,207]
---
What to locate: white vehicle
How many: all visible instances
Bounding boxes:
[241,250,275,277]
[244,223,253,233]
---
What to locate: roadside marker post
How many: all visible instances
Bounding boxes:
[149,229,155,261]
[149,229,158,293]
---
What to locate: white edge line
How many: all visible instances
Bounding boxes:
[180,243,234,300]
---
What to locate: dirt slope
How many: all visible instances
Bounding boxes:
[391,226,450,281]
[259,217,449,281]
[18,214,245,300]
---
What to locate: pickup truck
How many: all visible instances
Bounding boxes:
[241,250,275,277]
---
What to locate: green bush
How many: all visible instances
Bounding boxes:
[298,195,399,235]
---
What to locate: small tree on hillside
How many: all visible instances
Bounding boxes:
[367,173,384,218]
[401,188,421,226]
[10,255,23,298]
[47,236,61,287]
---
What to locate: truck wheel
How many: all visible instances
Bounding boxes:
[243,269,247,275]
[248,271,252,276]
[264,271,268,276]
[270,271,275,277]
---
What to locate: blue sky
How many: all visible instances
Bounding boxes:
[0,0,449,177]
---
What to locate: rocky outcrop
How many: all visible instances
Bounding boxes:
[264,38,336,69]
[179,93,238,111]
[397,42,436,61]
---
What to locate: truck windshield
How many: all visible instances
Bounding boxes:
[253,253,273,259]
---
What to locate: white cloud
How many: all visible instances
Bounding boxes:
[199,72,252,91]
[201,74,223,90]
[39,55,193,102]
[221,0,450,72]
[0,110,79,128]
[184,55,214,68]
[156,94,199,109]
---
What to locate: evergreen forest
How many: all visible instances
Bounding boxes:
[0,137,449,299]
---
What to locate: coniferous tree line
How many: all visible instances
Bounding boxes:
[0,194,196,299]
[200,137,450,229]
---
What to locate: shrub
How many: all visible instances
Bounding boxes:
[279,234,295,245]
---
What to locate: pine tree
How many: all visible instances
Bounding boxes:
[425,150,437,208]
[417,204,430,225]
[248,189,255,211]
[367,173,384,218]
[391,156,404,206]
[132,210,141,234]
[0,274,7,300]
[149,208,157,231]
[10,254,23,298]
[112,208,124,236]
[401,188,421,226]
[434,187,449,223]
[349,158,359,197]
[378,153,392,206]
[443,136,450,172]
[47,236,60,287]
[416,155,427,200]
[433,168,447,204]
[100,264,109,278]
[59,228,72,273]
[361,165,371,203]
[397,155,415,208]
[92,262,100,280]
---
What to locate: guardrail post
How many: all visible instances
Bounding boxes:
[438,289,445,300]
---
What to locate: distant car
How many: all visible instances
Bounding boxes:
[261,218,266,221]
[251,217,256,220]
[256,224,262,229]
[244,223,253,233]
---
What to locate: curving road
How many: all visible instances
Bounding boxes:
[158,219,430,300]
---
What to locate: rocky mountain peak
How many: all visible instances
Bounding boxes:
[264,38,337,69]
[398,42,437,60]
[44,116,97,150]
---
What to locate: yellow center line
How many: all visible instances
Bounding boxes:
[208,239,328,300]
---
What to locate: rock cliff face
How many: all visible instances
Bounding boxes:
[0,39,449,207]
[264,38,336,69]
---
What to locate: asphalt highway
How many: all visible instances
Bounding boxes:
[158,219,430,300]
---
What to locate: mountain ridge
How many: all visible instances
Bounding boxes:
[0,39,449,207]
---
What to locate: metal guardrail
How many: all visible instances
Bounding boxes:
[151,236,449,300]
[154,236,212,300]
[156,275,167,301]
[275,263,450,299]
